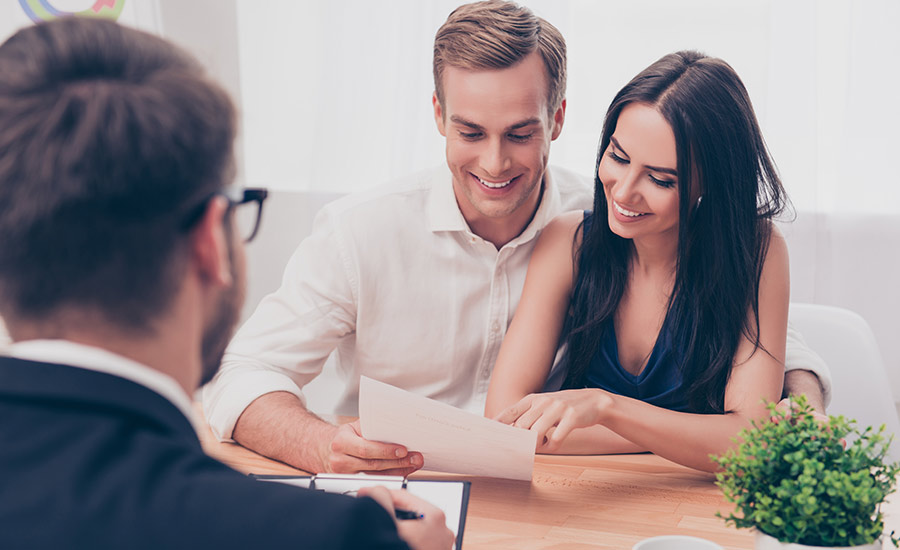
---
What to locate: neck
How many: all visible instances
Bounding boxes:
[630,229,679,277]
[7,308,201,396]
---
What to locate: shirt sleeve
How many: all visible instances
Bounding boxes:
[201,205,358,441]
[784,321,833,407]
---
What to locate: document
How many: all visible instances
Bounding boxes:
[253,473,470,550]
[358,376,536,481]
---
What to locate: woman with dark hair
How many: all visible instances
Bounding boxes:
[484,51,790,472]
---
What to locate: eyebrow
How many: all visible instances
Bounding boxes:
[610,136,678,176]
[450,115,542,132]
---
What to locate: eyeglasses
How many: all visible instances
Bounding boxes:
[181,187,269,243]
[223,187,268,243]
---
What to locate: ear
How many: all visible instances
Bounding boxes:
[189,196,233,289]
[433,92,447,136]
[550,99,566,141]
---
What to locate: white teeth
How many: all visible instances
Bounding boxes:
[478,176,513,189]
[614,202,645,217]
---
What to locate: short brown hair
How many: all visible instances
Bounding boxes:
[433,0,566,114]
[0,17,236,330]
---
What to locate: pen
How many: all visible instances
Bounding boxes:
[394,508,424,520]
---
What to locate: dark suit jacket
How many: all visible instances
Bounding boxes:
[0,357,410,550]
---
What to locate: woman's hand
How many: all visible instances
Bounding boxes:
[494,389,613,452]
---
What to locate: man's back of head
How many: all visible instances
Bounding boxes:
[0,17,236,335]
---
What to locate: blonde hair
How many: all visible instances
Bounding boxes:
[433,0,566,114]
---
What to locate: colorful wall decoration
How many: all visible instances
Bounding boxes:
[18,0,125,23]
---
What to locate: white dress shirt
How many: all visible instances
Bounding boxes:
[4,339,202,433]
[201,165,832,441]
[202,165,593,440]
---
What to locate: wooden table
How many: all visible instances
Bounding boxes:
[197,415,900,550]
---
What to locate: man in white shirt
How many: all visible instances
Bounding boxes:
[202,0,830,475]
[0,17,451,550]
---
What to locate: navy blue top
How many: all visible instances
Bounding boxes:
[580,211,692,412]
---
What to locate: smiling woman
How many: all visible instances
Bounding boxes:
[485,50,791,473]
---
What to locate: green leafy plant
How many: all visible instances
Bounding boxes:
[712,395,900,547]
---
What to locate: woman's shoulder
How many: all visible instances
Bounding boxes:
[539,210,588,249]
[762,221,788,261]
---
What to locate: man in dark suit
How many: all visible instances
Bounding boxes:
[0,17,452,550]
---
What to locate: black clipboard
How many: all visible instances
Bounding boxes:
[250,473,470,550]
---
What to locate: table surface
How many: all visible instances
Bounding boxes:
[196,412,900,550]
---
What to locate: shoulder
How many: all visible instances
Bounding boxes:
[763,221,789,271]
[533,210,586,265]
[321,167,438,219]
[757,221,790,309]
[307,167,444,245]
[540,210,585,243]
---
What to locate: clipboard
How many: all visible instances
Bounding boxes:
[250,473,470,550]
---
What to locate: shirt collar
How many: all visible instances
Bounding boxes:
[425,165,564,247]
[426,165,469,233]
[4,339,202,434]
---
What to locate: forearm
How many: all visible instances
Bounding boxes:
[601,394,760,472]
[232,391,337,473]
[540,424,646,455]
[782,369,826,414]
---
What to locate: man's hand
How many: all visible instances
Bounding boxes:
[359,486,455,550]
[779,369,827,422]
[781,370,826,413]
[324,420,423,475]
[232,392,422,474]
[776,396,829,425]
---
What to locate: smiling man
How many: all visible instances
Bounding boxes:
[202,0,831,475]
[434,49,565,248]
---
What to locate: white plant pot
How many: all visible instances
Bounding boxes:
[755,531,882,550]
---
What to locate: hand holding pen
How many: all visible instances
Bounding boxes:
[358,486,455,550]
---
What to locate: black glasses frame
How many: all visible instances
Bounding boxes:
[225,187,268,243]
[181,187,269,243]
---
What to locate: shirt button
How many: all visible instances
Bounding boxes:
[492,321,501,333]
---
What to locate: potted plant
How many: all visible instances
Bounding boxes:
[712,395,900,549]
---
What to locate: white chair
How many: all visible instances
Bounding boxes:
[788,303,900,461]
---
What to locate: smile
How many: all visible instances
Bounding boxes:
[614,201,648,217]
[477,175,514,189]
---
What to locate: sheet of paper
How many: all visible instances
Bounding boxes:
[358,376,536,481]
[405,480,464,538]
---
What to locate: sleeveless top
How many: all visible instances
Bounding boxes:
[579,211,692,412]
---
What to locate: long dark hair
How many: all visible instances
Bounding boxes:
[560,51,789,413]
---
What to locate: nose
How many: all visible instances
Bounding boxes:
[610,166,641,206]
[481,137,511,178]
